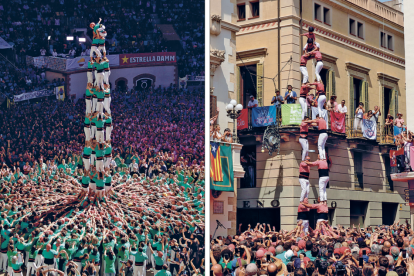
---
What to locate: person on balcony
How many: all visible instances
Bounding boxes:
[402,130,413,171]
[326,96,338,113]
[372,106,381,123]
[284,85,297,104]
[223,128,233,143]
[247,95,258,109]
[394,113,404,128]
[354,102,365,131]
[271,89,284,122]
[385,114,394,140]
[337,100,347,115]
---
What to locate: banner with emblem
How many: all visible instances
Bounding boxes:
[362,119,377,140]
[14,89,54,102]
[179,76,187,89]
[252,106,276,127]
[119,52,176,67]
[210,142,234,192]
[237,109,248,130]
[330,111,346,134]
[282,104,302,126]
[55,86,65,101]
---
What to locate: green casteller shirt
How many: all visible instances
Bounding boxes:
[7,250,18,267]
[104,255,116,273]
[42,249,58,260]
[153,253,164,266]
[86,88,93,97]
[88,62,93,69]
[155,270,172,276]
[95,62,105,71]
[92,24,101,44]
[130,251,148,262]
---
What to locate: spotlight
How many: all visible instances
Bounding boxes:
[48,36,51,40]
[66,36,74,41]
[79,37,86,43]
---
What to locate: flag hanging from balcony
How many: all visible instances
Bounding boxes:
[210,142,234,191]
[330,111,345,134]
[237,109,248,130]
[390,148,404,168]
[252,106,276,127]
[411,146,414,171]
[281,104,302,125]
[362,119,376,140]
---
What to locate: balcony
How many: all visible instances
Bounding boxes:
[237,107,396,146]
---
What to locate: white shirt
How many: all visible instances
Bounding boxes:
[338,105,347,114]
[69,49,76,56]
[247,99,258,108]
[52,51,58,57]
[129,163,139,172]
[40,49,46,56]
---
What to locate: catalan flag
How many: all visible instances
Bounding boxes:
[210,142,223,182]
[210,142,234,192]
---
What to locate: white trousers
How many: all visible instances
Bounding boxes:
[299,178,310,202]
[96,130,104,143]
[92,97,98,112]
[91,154,96,166]
[106,126,112,141]
[86,99,92,115]
[90,46,101,58]
[98,45,106,55]
[105,157,112,168]
[26,262,36,276]
[299,138,308,161]
[97,101,104,114]
[87,71,93,84]
[354,117,363,131]
[96,73,104,90]
[96,160,104,172]
[319,176,329,201]
[94,71,98,87]
[104,71,111,84]
[91,126,96,138]
[299,97,307,120]
[300,66,308,84]
[0,252,7,271]
[104,97,111,114]
[315,61,324,82]
[84,127,91,141]
[297,220,309,233]
[318,95,326,115]
[134,264,145,276]
[83,158,90,171]
[318,133,328,160]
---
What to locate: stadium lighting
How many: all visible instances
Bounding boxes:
[66,36,74,41]
[48,36,51,40]
[79,37,86,43]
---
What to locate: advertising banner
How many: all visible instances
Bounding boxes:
[118,52,176,66]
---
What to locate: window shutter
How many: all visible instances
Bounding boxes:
[389,88,395,119]
[331,70,336,96]
[349,76,354,119]
[236,66,241,105]
[326,70,331,101]
[364,80,369,111]
[257,63,263,107]
[210,95,217,118]
[395,90,398,118]
[359,81,364,104]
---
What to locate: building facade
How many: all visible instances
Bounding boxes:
[210,0,244,237]
[234,0,409,230]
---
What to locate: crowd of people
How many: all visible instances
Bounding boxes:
[0,0,204,79]
[211,221,414,276]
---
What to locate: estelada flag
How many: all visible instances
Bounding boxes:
[210,142,223,182]
[237,109,248,130]
[330,111,345,134]
[390,148,404,167]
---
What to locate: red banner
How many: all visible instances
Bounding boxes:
[119,52,176,66]
[237,109,248,130]
[330,111,346,134]
[410,146,414,170]
[390,148,404,167]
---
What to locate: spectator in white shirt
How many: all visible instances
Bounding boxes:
[85,48,91,57]
[338,100,347,115]
[40,47,46,56]
[372,105,381,123]
[69,48,76,57]
[129,159,139,175]
[52,49,58,57]
[247,95,258,109]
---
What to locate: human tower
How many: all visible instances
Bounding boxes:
[82,18,113,199]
